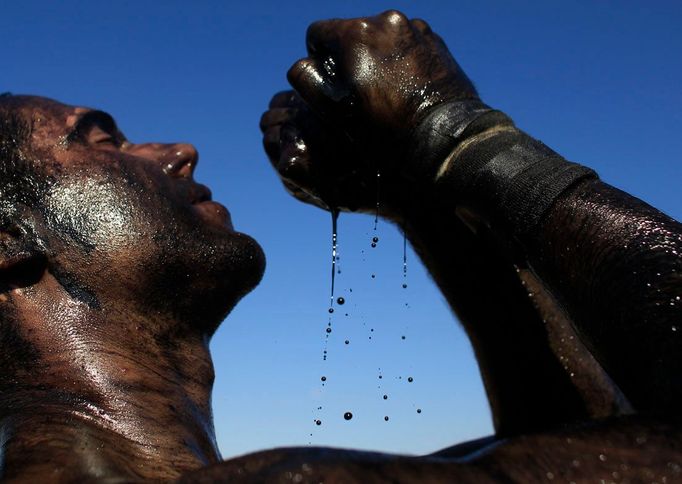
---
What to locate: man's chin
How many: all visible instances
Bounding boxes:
[224,231,266,302]
[200,232,266,333]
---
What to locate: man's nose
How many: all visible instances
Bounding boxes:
[127,143,199,178]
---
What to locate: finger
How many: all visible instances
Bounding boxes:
[260,108,296,133]
[305,19,344,57]
[277,130,314,189]
[268,90,299,109]
[410,18,432,35]
[262,125,282,165]
[287,58,345,119]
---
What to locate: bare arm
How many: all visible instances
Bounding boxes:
[263,10,681,416]
[532,178,682,413]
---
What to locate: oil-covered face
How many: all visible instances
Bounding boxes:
[4,96,265,333]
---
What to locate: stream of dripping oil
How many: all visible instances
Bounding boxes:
[312,176,420,438]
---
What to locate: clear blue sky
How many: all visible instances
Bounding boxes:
[3,1,681,459]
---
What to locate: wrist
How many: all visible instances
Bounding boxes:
[434,125,598,243]
[407,99,513,183]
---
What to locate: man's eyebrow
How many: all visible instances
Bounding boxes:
[65,110,118,143]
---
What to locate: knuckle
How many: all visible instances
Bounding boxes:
[348,18,371,32]
[380,9,409,27]
[306,20,326,42]
[411,18,432,34]
[268,90,296,109]
[286,59,314,85]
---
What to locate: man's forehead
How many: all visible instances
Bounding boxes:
[0,95,104,125]
[0,96,119,149]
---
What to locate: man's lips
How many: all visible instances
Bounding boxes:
[189,183,233,229]
[189,183,213,204]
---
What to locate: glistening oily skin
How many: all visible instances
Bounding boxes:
[1,8,682,483]
[0,95,264,481]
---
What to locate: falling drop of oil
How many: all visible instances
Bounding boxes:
[344,412,353,421]
[372,236,379,243]
[371,274,376,279]
[383,395,388,400]
[401,336,406,340]
[384,416,389,421]
[408,377,414,383]
[337,297,345,305]
[321,376,326,382]
[417,409,422,414]
[345,340,350,345]
[315,420,322,426]
[326,327,332,334]
[329,209,339,313]
[371,242,377,248]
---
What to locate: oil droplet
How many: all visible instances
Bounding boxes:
[417,409,422,414]
[344,412,353,421]
[383,395,388,400]
[371,242,377,248]
[326,327,332,334]
[328,308,334,314]
[372,236,379,243]
[378,375,383,379]
[402,283,407,289]
[315,420,322,426]
[345,340,350,345]
[408,377,414,382]
[337,297,345,305]
[384,416,389,421]
[401,336,406,340]
[371,274,376,279]
[321,376,327,382]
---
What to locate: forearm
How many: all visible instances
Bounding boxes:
[434,114,682,414]
[399,200,595,436]
[533,178,682,413]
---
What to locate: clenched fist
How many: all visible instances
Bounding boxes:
[261,10,490,218]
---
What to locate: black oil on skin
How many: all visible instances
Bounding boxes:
[49,264,101,310]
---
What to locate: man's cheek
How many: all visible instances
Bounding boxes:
[43,177,141,252]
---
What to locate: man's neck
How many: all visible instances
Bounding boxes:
[0,301,220,481]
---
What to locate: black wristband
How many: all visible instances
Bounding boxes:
[437,128,598,240]
[408,99,513,181]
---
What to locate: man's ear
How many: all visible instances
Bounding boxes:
[0,222,46,290]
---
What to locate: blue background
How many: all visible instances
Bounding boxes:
[2,1,681,459]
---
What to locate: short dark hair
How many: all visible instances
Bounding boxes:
[0,103,43,227]
[0,103,33,182]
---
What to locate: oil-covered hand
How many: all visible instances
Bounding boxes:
[261,90,381,214]
[261,10,482,217]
